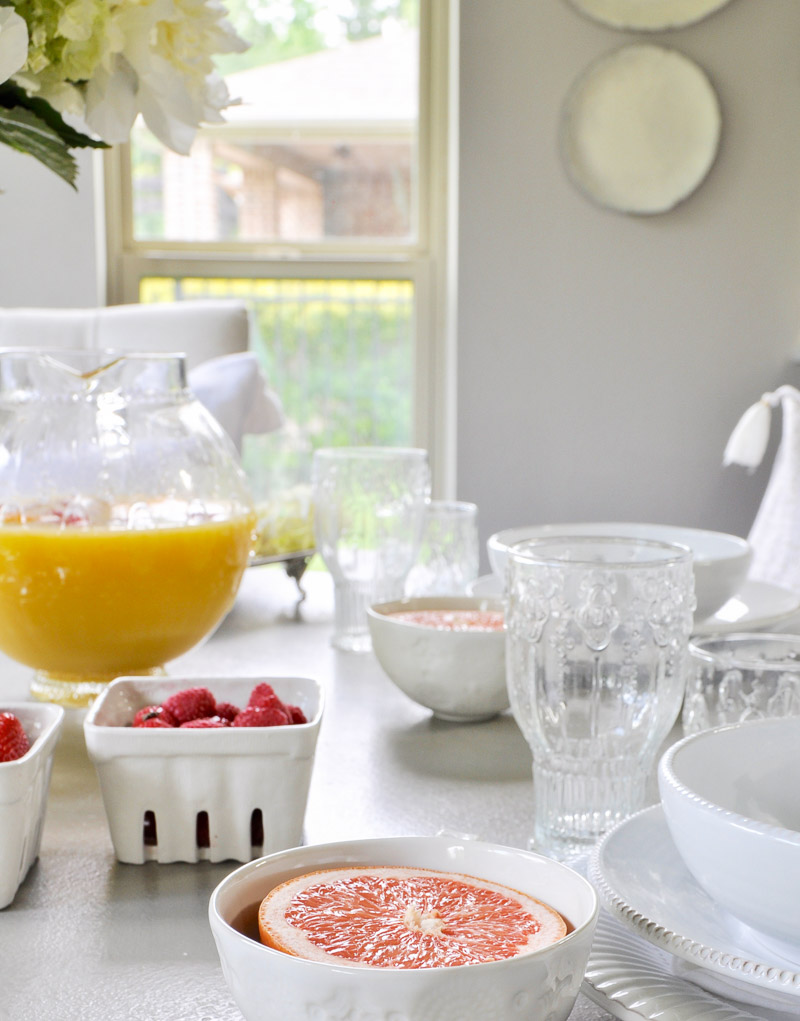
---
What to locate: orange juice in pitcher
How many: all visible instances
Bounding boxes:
[0,351,255,707]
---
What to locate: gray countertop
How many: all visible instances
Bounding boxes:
[1,565,618,1021]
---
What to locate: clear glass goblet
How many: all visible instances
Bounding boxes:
[311,447,430,651]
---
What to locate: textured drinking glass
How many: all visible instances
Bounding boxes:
[683,632,800,735]
[404,500,479,597]
[312,447,430,652]
[505,536,695,861]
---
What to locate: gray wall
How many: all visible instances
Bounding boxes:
[457,0,800,565]
[0,148,100,307]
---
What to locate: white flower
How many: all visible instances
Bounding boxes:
[0,8,29,85]
[0,0,247,187]
[82,0,248,154]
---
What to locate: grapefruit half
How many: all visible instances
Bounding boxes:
[258,865,568,969]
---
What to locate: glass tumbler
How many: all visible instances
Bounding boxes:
[505,536,695,861]
[683,632,800,734]
[404,500,479,597]
[312,447,430,651]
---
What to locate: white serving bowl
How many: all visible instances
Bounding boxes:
[209,834,599,1021]
[367,597,507,722]
[488,522,751,621]
[658,716,800,954]
[84,676,323,864]
[0,702,64,909]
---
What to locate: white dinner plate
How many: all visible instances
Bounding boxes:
[582,912,778,1021]
[588,805,800,1009]
[566,0,734,31]
[470,575,800,635]
[693,579,800,635]
[560,45,721,215]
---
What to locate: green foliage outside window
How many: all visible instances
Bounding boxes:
[140,277,414,450]
[216,0,419,74]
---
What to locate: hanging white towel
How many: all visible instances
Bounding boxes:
[725,385,800,592]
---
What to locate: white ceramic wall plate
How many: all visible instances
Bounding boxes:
[566,0,733,31]
[560,44,721,214]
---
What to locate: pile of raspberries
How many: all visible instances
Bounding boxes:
[0,711,31,762]
[131,683,308,729]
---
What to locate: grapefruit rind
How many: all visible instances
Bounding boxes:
[258,865,568,969]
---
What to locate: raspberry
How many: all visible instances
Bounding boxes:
[0,712,31,761]
[136,717,174,729]
[180,716,230,728]
[132,705,177,728]
[247,683,280,710]
[214,701,241,722]
[161,686,216,725]
[285,704,308,725]
[232,705,290,727]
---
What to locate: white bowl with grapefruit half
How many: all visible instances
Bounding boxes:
[209,834,598,1021]
[367,596,508,722]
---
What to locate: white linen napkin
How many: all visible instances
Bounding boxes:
[188,352,285,453]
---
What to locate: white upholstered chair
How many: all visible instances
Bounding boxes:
[0,299,250,371]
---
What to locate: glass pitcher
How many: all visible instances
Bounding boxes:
[0,349,256,708]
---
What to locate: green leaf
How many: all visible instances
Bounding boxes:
[0,106,78,187]
[0,83,108,151]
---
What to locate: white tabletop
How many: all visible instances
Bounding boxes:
[2,565,616,1021]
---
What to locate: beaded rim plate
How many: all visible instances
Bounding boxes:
[588,805,800,1001]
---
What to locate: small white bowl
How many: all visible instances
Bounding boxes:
[367,597,507,722]
[209,834,599,1021]
[0,702,64,909]
[84,676,323,865]
[658,716,800,955]
[488,522,751,621]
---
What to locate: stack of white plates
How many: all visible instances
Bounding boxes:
[585,805,800,1020]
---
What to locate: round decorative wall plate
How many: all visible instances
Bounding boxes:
[566,0,734,31]
[560,44,721,215]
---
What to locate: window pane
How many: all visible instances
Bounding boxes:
[131,4,419,244]
[139,278,414,448]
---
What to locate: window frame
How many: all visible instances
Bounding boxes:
[101,0,457,496]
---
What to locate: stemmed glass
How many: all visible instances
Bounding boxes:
[312,447,430,651]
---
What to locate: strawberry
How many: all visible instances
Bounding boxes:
[214,701,241,723]
[161,686,216,725]
[180,716,230,728]
[232,705,290,728]
[0,712,31,762]
[132,704,178,728]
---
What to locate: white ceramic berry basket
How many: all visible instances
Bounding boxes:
[83,676,324,865]
[0,702,64,909]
